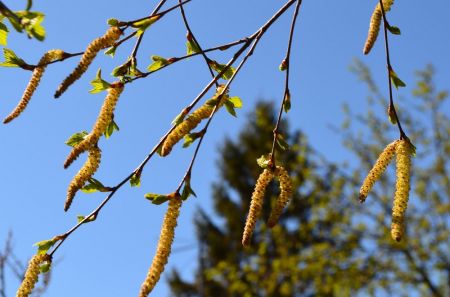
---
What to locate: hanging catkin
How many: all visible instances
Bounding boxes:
[160,85,229,156]
[3,49,65,124]
[391,139,412,241]
[54,26,122,98]
[16,254,52,297]
[65,146,102,211]
[242,168,274,246]
[64,82,124,168]
[139,196,182,297]
[267,166,293,228]
[363,0,395,55]
[359,140,399,202]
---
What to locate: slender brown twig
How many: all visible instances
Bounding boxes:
[379,0,406,139]
[270,0,302,166]
[0,1,21,27]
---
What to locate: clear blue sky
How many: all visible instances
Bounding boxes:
[1,1,449,296]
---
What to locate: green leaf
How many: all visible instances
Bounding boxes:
[257,155,270,169]
[388,25,401,35]
[0,22,8,46]
[389,68,406,89]
[172,109,187,126]
[147,55,168,72]
[39,262,51,273]
[186,38,201,55]
[89,69,111,94]
[77,214,96,224]
[224,101,237,117]
[181,177,196,201]
[81,178,111,193]
[107,18,119,26]
[104,46,117,57]
[65,131,88,147]
[16,11,46,41]
[104,118,119,139]
[145,193,169,205]
[33,239,55,255]
[208,60,236,80]
[111,61,130,77]
[276,134,289,151]
[183,131,203,148]
[130,169,142,187]
[132,15,161,36]
[0,48,27,67]
[283,90,291,113]
[228,96,242,108]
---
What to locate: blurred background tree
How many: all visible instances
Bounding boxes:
[168,62,449,297]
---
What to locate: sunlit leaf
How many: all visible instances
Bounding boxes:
[130,169,142,187]
[104,118,119,139]
[132,15,161,36]
[0,48,26,67]
[208,60,235,80]
[145,193,169,205]
[257,155,270,169]
[389,68,406,89]
[33,239,55,255]
[224,101,237,117]
[90,69,111,94]
[183,131,203,148]
[65,131,88,147]
[77,214,96,224]
[228,96,242,108]
[81,178,112,193]
[0,22,8,46]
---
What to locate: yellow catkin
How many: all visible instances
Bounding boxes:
[242,168,274,246]
[139,196,182,297]
[64,146,102,211]
[267,166,293,228]
[64,82,124,168]
[3,50,65,124]
[54,26,122,98]
[160,85,229,156]
[16,254,52,297]
[391,139,412,242]
[359,140,399,203]
[363,0,395,55]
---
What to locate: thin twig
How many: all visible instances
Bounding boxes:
[0,1,22,27]
[270,0,302,166]
[379,0,406,139]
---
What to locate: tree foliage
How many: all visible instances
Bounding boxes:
[168,64,450,297]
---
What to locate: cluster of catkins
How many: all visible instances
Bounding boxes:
[359,138,413,241]
[242,165,293,246]
[363,0,395,55]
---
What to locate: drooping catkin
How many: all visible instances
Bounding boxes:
[64,82,124,168]
[267,166,293,228]
[139,196,182,297]
[54,26,122,98]
[160,85,229,157]
[391,139,412,242]
[65,146,102,211]
[359,140,399,203]
[3,50,65,124]
[16,254,52,297]
[242,168,274,246]
[363,0,395,55]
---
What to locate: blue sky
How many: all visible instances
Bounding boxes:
[1,1,449,296]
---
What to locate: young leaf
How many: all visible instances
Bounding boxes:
[388,104,397,125]
[228,96,242,108]
[107,18,119,26]
[147,55,168,72]
[183,131,203,148]
[65,131,88,147]
[186,33,201,55]
[132,15,161,36]
[389,68,406,89]
[111,61,130,77]
[208,60,236,80]
[145,193,169,205]
[172,109,188,126]
[224,100,237,117]
[104,118,119,139]
[279,59,288,71]
[181,177,196,201]
[89,69,111,94]
[104,46,117,57]
[0,48,27,67]
[276,134,289,151]
[257,155,270,169]
[0,22,8,46]
[81,178,112,193]
[16,11,46,41]
[33,239,56,255]
[283,90,291,113]
[388,25,401,35]
[77,214,96,224]
[39,262,51,273]
[130,169,142,187]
